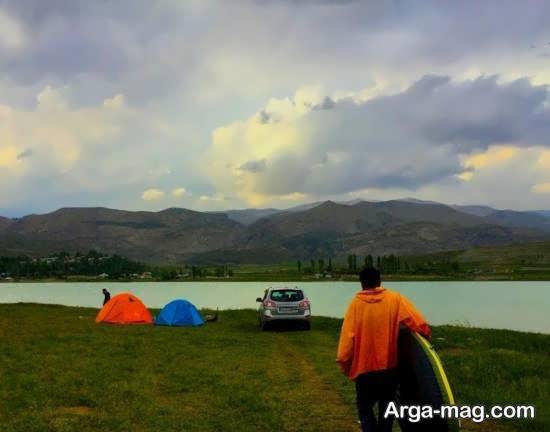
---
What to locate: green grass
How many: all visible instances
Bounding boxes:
[0,304,548,431]
[395,241,550,281]
[196,241,550,281]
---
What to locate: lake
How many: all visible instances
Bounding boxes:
[1,281,548,333]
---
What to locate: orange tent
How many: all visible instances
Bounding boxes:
[95,292,153,325]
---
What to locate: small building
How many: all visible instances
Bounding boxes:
[40,257,58,264]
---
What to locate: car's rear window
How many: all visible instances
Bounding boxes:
[270,289,304,302]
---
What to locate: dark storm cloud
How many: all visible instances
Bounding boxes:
[2,0,550,93]
[0,0,171,83]
[313,96,336,110]
[16,148,33,160]
[239,159,267,173]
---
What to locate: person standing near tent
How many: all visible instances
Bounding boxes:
[102,288,111,306]
[336,267,431,432]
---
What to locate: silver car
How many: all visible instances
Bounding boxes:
[256,287,311,330]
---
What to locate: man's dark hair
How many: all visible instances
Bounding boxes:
[359,267,381,289]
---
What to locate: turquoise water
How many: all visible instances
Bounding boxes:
[0,281,548,333]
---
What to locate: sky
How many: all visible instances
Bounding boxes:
[1,0,550,217]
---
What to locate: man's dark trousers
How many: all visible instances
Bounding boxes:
[355,368,398,432]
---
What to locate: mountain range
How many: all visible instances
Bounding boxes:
[1,199,549,264]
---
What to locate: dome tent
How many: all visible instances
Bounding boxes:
[155,299,204,326]
[95,292,153,325]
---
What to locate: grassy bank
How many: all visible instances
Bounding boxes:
[0,304,548,431]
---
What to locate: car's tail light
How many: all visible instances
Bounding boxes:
[298,300,310,309]
[263,300,277,309]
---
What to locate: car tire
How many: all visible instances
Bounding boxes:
[261,321,270,331]
[303,321,311,331]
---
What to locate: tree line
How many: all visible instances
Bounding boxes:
[0,251,238,281]
[296,253,461,275]
[0,251,147,280]
[0,250,463,281]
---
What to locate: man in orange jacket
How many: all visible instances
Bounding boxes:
[337,267,431,432]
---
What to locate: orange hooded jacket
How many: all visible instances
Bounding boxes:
[336,287,431,380]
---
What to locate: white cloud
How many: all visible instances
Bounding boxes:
[0,85,192,213]
[142,188,165,201]
[532,182,550,194]
[171,187,187,198]
[36,86,69,111]
[103,94,126,109]
[199,195,223,201]
[0,146,20,168]
[458,145,520,181]
[199,193,224,202]
[0,86,131,185]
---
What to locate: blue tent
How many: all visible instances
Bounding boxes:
[155,299,204,326]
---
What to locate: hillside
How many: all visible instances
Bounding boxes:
[215,208,281,226]
[485,210,550,231]
[1,201,549,264]
[0,207,244,263]
[0,217,13,231]
[247,200,489,237]
[234,201,547,262]
[454,240,550,268]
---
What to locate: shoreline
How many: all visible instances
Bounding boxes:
[3,275,550,283]
[5,272,550,283]
[2,303,549,335]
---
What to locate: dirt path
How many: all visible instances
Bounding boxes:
[266,332,359,432]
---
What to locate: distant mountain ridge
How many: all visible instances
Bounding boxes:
[225,200,546,263]
[216,199,550,229]
[531,210,550,218]
[1,199,549,264]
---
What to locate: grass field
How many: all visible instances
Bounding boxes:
[0,304,548,432]
[193,241,550,281]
